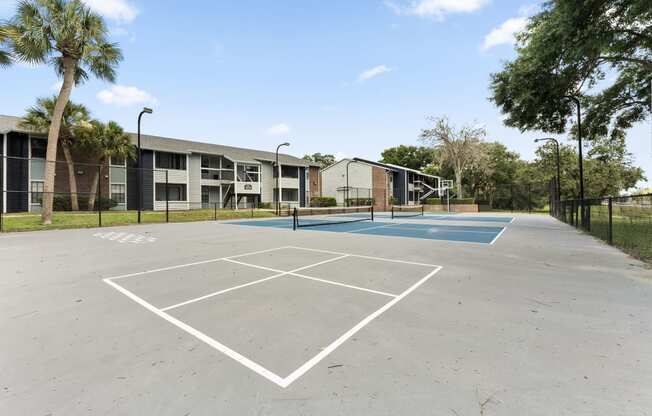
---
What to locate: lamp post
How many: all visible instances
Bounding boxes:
[275,142,290,215]
[137,107,153,223]
[345,160,355,207]
[563,96,585,200]
[535,137,561,215]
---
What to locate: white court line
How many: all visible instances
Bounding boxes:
[104,246,292,281]
[391,225,502,235]
[348,223,399,233]
[103,278,286,387]
[160,273,287,311]
[223,246,294,260]
[489,227,508,245]
[280,265,443,388]
[289,272,398,298]
[104,245,445,388]
[286,246,441,268]
[163,255,351,311]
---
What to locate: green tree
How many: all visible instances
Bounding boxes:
[74,120,134,210]
[466,142,525,205]
[490,0,651,140]
[380,145,435,171]
[303,153,336,168]
[1,0,122,224]
[419,116,485,198]
[19,97,90,211]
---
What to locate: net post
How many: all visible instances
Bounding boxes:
[292,207,297,230]
[421,205,424,216]
[371,205,374,221]
[391,205,395,219]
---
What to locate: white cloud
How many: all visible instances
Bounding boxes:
[82,0,138,23]
[97,85,157,106]
[385,0,489,19]
[482,16,528,50]
[334,151,348,161]
[358,65,392,82]
[266,123,291,136]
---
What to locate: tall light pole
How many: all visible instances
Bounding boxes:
[137,107,153,224]
[275,142,290,215]
[563,96,585,201]
[535,137,561,215]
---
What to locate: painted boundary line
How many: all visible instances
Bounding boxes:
[489,227,508,245]
[102,245,443,388]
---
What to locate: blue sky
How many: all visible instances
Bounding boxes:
[1,0,650,187]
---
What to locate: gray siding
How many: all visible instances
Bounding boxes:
[260,162,274,204]
[188,154,201,206]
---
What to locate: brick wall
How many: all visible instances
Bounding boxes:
[371,166,388,211]
[308,166,320,198]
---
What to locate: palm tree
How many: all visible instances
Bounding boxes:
[74,120,134,210]
[1,0,122,224]
[19,97,90,211]
[419,116,485,199]
[0,26,11,66]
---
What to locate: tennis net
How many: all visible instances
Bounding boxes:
[391,205,425,219]
[293,206,374,229]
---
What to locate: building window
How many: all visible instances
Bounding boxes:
[201,169,221,180]
[201,187,209,204]
[237,164,259,182]
[281,188,298,201]
[31,138,47,159]
[110,156,126,166]
[201,155,220,169]
[281,165,299,178]
[111,184,126,203]
[155,183,187,201]
[31,181,44,204]
[155,152,186,170]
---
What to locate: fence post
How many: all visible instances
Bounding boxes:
[98,165,102,227]
[607,197,613,245]
[528,183,532,213]
[0,191,3,233]
[214,202,218,221]
[510,184,514,212]
[165,170,169,223]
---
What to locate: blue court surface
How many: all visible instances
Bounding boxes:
[381,213,514,223]
[226,217,506,244]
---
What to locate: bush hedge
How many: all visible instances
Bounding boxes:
[310,196,337,207]
[53,195,118,211]
[345,198,374,206]
[425,197,476,205]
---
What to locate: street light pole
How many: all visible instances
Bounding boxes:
[535,137,561,215]
[137,107,153,223]
[275,142,290,215]
[563,96,585,200]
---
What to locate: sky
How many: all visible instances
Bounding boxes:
[1,0,650,188]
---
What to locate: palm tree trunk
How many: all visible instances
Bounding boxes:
[61,142,79,211]
[87,158,105,211]
[41,57,76,224]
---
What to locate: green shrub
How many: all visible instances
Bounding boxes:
[311,196,337,207]
[425,197,476,205]
[345,198,374,206]
[258,202,272,209]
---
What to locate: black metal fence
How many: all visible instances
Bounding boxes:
[475,182,554,213]
[0,155,277,232]
[556,194,652,262]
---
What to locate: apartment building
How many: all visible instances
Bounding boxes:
[0,115,320,213]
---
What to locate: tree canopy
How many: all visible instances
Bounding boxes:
[490,0,651,141]
[303,153,336,168]
[380,145,436,171]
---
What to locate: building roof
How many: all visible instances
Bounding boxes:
[350,157,442,180]
[0,115,316,167]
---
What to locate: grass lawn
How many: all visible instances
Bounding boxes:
[0,209,276,232]
[585,204,652,264]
